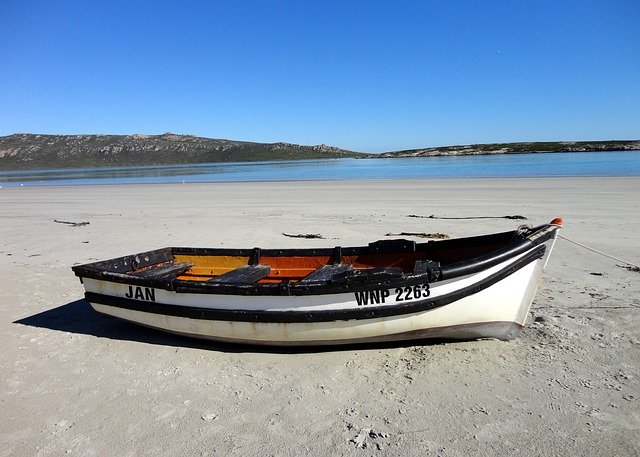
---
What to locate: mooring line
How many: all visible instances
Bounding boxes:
[558,234,640,269]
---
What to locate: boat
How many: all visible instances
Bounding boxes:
[71,218,562,346]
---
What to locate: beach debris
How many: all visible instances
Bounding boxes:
[385,232,450,239]
[282,233,325,239]
[201,413,218,421]
[351,429,369,448]
[470,405,490,415]
[407,214,527,220]
[349,428,389,449]
[54,219,90,227]
[618,265,640,273]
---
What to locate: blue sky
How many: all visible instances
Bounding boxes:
[1,1,638,152]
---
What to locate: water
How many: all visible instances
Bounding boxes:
[0,150,639,187]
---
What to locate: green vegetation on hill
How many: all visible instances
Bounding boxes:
[0,133,365,170]
[372,140,640,158]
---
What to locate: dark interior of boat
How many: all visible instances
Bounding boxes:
[170,230,517,284]
[75,228,543,288]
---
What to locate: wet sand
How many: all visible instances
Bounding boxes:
[1,178,638,455]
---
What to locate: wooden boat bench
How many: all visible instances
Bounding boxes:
[300,264,353,283]
[301,264,404,284]
[413,259,441,280]
[339,267,404,284]
[209,265,271,284]
[131,262,194,279]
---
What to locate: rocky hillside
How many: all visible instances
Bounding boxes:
[3,134,638,170]
[373,140,640,158]
[0,133,363,170]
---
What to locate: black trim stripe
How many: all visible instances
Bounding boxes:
[85,245,545,324]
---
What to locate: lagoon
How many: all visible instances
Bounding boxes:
[1,150,639,187]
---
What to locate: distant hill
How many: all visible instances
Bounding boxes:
[0,133,364,170]
[2,134,638,170]
[371,140,640,158]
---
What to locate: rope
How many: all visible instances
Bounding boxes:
[558,234,640,269]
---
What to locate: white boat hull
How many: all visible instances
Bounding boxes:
[83,245,549,346]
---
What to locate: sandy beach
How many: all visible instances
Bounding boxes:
[1,177,638,456]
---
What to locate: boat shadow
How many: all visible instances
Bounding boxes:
[14,299,451,354]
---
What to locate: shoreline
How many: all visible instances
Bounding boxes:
[3,172,640,189]
[1,177,638,455]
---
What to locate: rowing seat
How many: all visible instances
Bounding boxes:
[331,267,404,285]
[131,262,194,278]
[300,264,353,283]
[413,259,441,280]
[413,259,440,274]
[209,265,271,284]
